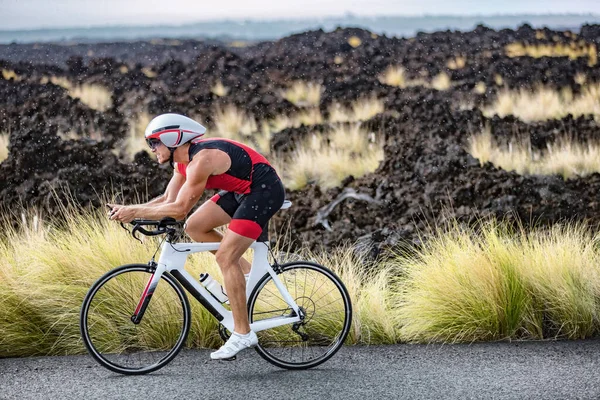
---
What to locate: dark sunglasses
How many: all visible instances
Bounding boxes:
[146,138,162,150]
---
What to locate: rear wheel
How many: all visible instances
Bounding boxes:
[80,264,191,375]
[248,261,352,369]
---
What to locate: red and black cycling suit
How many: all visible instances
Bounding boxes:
[176,138,285,240]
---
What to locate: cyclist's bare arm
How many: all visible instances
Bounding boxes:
[140,168,186,206]
[110,155,212,222]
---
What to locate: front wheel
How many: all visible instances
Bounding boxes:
[248,261,352,369]
[80,264,191,375]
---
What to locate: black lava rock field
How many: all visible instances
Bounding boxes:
[1,24,599,254]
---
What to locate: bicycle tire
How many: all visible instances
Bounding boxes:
[80,264,191,375]
[247,261,352,369]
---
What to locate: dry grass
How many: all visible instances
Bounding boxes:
[42,76,112,112]
[125,111,153,159]
[474,82,487,94]
[347,36,362,48]
[378,66,452,91]
[431,72,452,91]
[282,81,322,107]
[396,220,600,343]
[207,105,273,153]
[468,127,600,179]
[329,97,384,123]
[0,202,401,356]
[0,132,9,162]
[505,41,597,66]
[212,105,258,139]
[277,123,384,190]
[141,67,157,78]
[267,108,324,133]
[483,83,600,122]
[494,74,504,86]
[201,99,386,187]
[1,69,20,81]
[378,66,426,88]
[5,204,600,353]
[69,84,112,112]
[211,81,229,97]
[447,56,466,70]
[575,73,587,85]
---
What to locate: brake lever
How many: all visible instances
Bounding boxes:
[120,222,130,233]
[131,225,144,244]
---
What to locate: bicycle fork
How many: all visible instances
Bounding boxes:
[131,262,164,324]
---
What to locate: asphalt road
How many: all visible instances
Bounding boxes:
[2,340,600,400]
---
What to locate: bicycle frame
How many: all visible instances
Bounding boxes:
[137,240,302,333]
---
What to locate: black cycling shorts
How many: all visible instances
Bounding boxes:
[209,164,285,240]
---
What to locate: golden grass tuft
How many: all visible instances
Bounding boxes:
[0,204,228,356]
[0,132,8,162]
[4,202,600,353]
[267,108,324,133]
[0,203,401,356]
[505,41,597,66]
[125,111,153,160]
[1,69,20,81]
[474,82,487,94]
[211,80,229,97]
[494,74,504,86]
[378,65,427,88]
[282,81,322,107]
[276,123,384,190]
[213,105,258,139]
[431,72,452,91]
[468,126,600,179]
[42,76,112,111]
[69,84,112,112]
[303,247,400,344]
[483,83,600,122]
[396,220,600,343]
[141,67,157,78]
[447,55,466,70]
[575,72,587,85]
[328,97,384,123]
[347,36,362,48]
[379,66,451,91]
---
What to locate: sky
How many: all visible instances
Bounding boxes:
[1,0,599,30]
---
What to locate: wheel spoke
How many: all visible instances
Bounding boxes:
[249,262,351,369]
[81,266,190,375]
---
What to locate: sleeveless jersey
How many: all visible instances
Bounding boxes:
[176,138,272,194]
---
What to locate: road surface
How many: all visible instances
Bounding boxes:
[2,340,600,399]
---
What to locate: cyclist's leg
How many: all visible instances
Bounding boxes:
[215,178,286,334]
[185,191,252,274]
[215,230,256,334]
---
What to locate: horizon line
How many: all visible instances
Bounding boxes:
[2,12,599,33]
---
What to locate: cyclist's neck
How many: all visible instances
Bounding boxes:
[171,143,192,165]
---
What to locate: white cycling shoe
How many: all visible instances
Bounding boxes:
[210,330,258,360]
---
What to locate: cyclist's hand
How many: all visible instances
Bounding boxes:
[107,203,136,223]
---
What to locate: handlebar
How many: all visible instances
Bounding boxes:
[119,217,185,243]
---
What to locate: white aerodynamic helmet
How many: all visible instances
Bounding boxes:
[144,113,206,149]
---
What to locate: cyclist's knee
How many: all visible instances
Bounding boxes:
[184,219,208,236]
[215,251,238,269]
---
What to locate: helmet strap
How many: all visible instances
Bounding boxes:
[168,147,176,169]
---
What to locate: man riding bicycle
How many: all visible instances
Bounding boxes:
[107,113,285,360]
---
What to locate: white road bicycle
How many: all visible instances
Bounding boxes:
[80,201,352,375]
